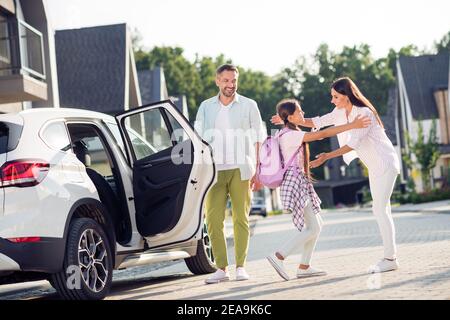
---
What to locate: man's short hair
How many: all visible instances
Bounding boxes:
[216,64,239,75]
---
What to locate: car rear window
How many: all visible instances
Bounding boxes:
[0,115,24,154]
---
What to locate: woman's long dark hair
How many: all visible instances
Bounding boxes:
[332,77,384,128]
[276,99,312,181]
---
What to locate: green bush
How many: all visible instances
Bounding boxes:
[268,210,284,216]
[396,188,450,204]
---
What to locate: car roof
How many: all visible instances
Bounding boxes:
[7,108,116,123]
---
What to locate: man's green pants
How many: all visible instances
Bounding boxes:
[205,169,251,269]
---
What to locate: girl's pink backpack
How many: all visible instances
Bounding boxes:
[256,128,300,189]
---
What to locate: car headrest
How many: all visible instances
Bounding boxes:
[72,140,91,167]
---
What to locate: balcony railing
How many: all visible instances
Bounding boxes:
[0,18,46,80]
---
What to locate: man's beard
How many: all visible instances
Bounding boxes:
[221,87,236,97]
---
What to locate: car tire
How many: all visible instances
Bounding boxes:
[184,223,216,274]
[50,218,113,300]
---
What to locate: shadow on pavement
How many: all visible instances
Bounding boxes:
[184,273,369,300]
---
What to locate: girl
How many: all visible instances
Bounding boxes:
[266,99,370,280]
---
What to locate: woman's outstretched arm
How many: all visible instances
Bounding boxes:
[302,115,370,143]
[310,145,354,168]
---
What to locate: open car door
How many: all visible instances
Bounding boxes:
[115,100,216,248]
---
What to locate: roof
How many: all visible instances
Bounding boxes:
[55,24,128,114]
[138,68,169,105]
[399,53,449,120]
[380,87,398,145]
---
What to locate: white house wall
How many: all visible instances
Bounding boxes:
[411,119,441,142]
[397,59,449,192]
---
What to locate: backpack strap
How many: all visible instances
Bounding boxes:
[283,145,302,168]
[277,128,303,168]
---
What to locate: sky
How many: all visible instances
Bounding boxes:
[45,0,450,76]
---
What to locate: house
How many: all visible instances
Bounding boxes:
[0,0,59,112]
[138,67,189,119]
[396,52,450,191]
[313,137,369,207]
[55,23,141,115]
[55,24,189,136]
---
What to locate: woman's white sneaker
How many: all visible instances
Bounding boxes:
[266,254,289,280]
[205,269,230,284]
[367,259,399,273]
[296,266,327,278]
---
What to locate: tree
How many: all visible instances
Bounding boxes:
[134,46,203,116]
[404,120,440,192]
[434,30,450,54]
[384,45,421,77]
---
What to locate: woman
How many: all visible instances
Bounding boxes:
[272,77,400,273]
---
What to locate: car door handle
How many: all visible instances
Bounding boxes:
[140,154,184,168]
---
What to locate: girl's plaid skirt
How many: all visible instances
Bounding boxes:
[280,166,321,231]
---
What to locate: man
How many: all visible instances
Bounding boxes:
[195,64,266,284]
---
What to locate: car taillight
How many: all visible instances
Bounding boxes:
[0,160,50,188]
[7,237,41,243]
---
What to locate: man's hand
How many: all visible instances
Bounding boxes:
[310,153,328,168]
[250,174,263,192]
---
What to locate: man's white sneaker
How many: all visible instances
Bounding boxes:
[205,269,230,284]
[236,267,250,281]
[367,258,399,273]
[296,266,327,278]
[266,254,289,281]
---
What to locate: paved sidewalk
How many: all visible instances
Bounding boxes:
[1,200,450,300]
[104,201,450,300]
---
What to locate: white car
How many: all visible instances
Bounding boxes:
[0,101,217,300]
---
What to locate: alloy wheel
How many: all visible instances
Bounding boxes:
[77,229,109,293]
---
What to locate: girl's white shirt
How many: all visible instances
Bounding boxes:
[279,130,305,168]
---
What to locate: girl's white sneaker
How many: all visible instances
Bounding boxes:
[296,266,327,278]
[266,254,290,280]
[367,258,399,273]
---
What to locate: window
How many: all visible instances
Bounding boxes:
[80,136,113,177]
[166,111,190,144]
[122,108,172,160]
[67,124,113,177]
[0,12,11,76]
[40,121,71,151]
[104,121,126,158]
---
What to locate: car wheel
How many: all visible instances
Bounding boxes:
[184,222,217,274]
[50,218,113,300]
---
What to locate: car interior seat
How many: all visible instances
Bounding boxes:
[72,140,124,241]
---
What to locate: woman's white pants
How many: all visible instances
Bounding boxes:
[369,168,399,259]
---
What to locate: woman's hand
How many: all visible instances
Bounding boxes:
[270,115,283,125]
[310,153,328,168]
[351,115,371,129]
